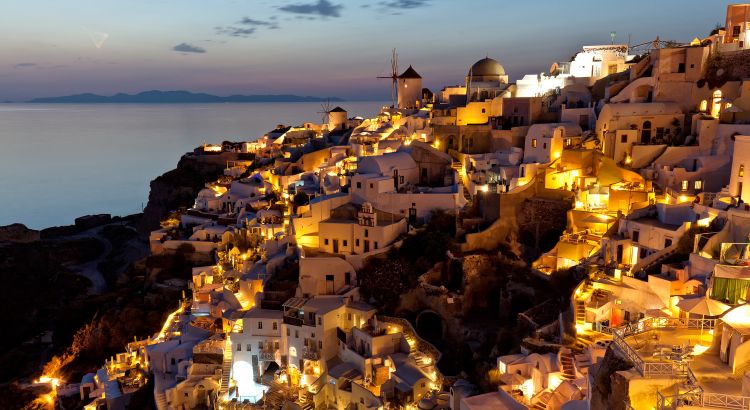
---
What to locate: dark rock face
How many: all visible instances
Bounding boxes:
[0,223,40,243]
[74,214,112,230]
[589,347,635,410]
[137,154,226,234]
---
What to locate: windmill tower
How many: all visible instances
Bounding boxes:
[318,99,347,131]
[377,49,399,108]
[397,65,422,109]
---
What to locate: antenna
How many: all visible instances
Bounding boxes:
[377,48,399,108]
[318,99,332,125]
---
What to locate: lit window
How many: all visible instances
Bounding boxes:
[681,180,689,191]
[531,138,537,148]
[712,90,723,118]
[694,180,703,190]
[740,165,745,177]
[258,321,262,329]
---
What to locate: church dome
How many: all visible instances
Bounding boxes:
[468,57,506,78]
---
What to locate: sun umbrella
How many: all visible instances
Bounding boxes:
[676,295,731,337]
[676,296,731,316]
[724,105,743,122]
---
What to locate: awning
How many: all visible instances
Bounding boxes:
[714,264,750,279]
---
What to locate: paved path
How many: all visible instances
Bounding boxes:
[67,222,129,294]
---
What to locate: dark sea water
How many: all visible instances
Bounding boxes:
[0,102,382,228]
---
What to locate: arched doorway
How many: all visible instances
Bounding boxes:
[446,135,457,150]
[415,310,444,347]
[641,120,652,144]
[261,361,280,384]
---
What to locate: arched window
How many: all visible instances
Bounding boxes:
[642,120,652,143]
[712,90,723,118]
[740,165,745,178]
[700,100,708,112]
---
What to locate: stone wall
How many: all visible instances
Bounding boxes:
[462,173,573,253]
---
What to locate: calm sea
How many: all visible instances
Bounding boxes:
[0,102,382,229]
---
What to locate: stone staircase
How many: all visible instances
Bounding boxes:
[298,391,315,410]
[219,337,232,398]
[533,391,553,410]
[559,348,577,380]
[573,281,594,350]
[574,282,592,325]
[155,391,168,410]
[630,243,678,276]
[404,334,417,354]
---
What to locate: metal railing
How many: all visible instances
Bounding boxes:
[611,317,717,378]
[657,389,750,410]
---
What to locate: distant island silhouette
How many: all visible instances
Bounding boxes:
[28,90,344,103]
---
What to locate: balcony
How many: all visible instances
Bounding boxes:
[302,347,320,361]
[259,350,275,361]
[283,316,303,327]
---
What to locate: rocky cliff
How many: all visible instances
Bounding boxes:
[137,153,227,233]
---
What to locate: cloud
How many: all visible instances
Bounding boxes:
[239,17,280,29]
[14,63,37,69]
[278,0,343,18]
[379,0,430,10]
[215,26,257,37]
[172,43,206,53]
[216,16,279,38]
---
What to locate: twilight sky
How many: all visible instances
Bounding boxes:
[0,0,736,101]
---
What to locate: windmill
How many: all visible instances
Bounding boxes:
[377,48,399,108]
[318,99,333,125]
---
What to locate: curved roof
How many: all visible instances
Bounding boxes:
[468,57,506,78]
[358,151,417,175]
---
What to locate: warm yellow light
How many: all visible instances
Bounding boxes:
[37,376,61,389]
[521,378,534,398]
[624,156,632,165]
[553,151,561,159]
[549,373,563,390]
[678,195,688,203]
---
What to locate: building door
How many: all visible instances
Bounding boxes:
[333,239,339,254]
[363,240,370,253]
[739,182,744,200]
[409,207,417,224]
[421,168,428,185]
[393,170,399,189]
[616,244,623,264]
[579,114,589,131]
[641,121,652,143]
[325,274,334,294]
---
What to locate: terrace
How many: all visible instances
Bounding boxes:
[610,317,750,409]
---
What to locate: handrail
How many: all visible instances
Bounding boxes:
[611,317,717,379]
